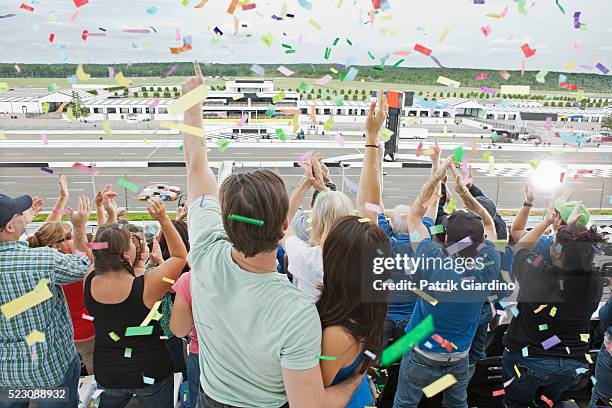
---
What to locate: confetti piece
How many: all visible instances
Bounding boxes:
[514,364,521,378]
[414,43,432,56]
[298,0,312,10]
[429,225,445,235]
[343,176,360,193]
[277,66,294,77]
[521,44,536,58]
[539,324,548,331]
[585,353,593,364]
[228,214,264,226]
[125,326,153,336]
[411,288,438,306]
[167,85,207,116]
[75,64,90,81]
[260,32,274,47]
[20,3,34,12]
[275,128,285,141]
[73,0,89,7]
[422,374,457,398]
[510,306,519,317]
[364,350,377,360]
[365,202,382,214]
[117,177,139,193]
[555,0,565,14]
[492,389,505,397]
[160,121,205,138]
[216,139,230,151]
[109,331,120,342]
[358,218,370,223]
[437,28,449,44]
[446,198,458,213]
[81,313,94,321]
[40,167,53,174]
[480,25,491,37]
[480,86,497,95]
[595,62,609,75]
[1,279,53,319]
[335,134,345,147]
[143,376,155,385]
[272,91,286,103]
[517,0,528,15]
[381,314,434,367]
[379,128,394,141]
[25,330,45,347]
[124,347,132,358]
[542,335,561,350]
[540,395,553,407]
[575,367,588,375]
[521,346,528,357]
[580,333,590,342]
[317,355,337,361]
[534,304,547,314]
[103,120,111,135]
[437,76,460,88]
[86,242,109,250]
[446,237,473,256]
[115,72,131,88]
[315,75,332,86]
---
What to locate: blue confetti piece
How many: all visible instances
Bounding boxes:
[146,6,158,15]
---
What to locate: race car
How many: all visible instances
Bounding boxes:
[138,184,181,201]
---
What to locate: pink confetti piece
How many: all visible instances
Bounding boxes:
[540,395,553,407]
[315,75,332,86]
[480,86,497,95]
[492,389,505,397]
[160,64,179,78]
[87,242,109,250]
[147,99,160,108]
[480,25,491,37]
[365,202,382,213]
[52,208,73,216]
[81,313,94,321]
[277,65,294,77]
[237,113,248,128]
[475,73,488,80]
[69,10,79,22]
[343,176,360,193]
[335,133,346,147]
[503,377,515,388]
[175,28,181,41]
[500,6,509,17]
[72,162,98,175]
[446,236,473,256]
[41,134,48,145]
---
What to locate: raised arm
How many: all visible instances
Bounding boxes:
[70,195,94,266]
[449,164,497,241]
[510,183,534,244]
[424,142,441,221]
[357,91,387,222]
[287,160,315,224]
[183,62,218,199]
[95,185,107,227]
[515,209,557,252]
[143,198,188,308]
[45,175,69,223]
[408,156,453,251]
[102,189,118,225]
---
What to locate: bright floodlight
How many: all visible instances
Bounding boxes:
[531,161,563,190]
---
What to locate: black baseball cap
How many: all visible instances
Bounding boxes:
[0,194,32,230]
[445,209,484,247]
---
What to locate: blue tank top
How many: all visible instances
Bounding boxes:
[330,353,374,408]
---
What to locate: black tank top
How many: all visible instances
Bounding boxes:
[84,272,174,388]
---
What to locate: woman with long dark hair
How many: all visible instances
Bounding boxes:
[84,198,187,407]
[316,216,390,407]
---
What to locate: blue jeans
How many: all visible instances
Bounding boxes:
[98,375,174,408]
[589,342,612,408]
[502,349,588,408]
[187,353,200,408]
[468,303,493,379]
[0,355,80,408]
[393,350,469,408]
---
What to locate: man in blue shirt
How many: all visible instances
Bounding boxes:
[393,158,501,408]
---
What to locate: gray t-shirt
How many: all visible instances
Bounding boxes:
[188,196,322,407]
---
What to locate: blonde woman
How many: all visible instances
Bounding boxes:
[27,221,96,375]
[281,154,354,300]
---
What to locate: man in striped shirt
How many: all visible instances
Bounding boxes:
[0,193,93,407]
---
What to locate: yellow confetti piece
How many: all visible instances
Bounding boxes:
[549,306,557,317]
[160,121,205,138]
[438,28,449,43]
[25,330,45,347]
[0,130,6,140]
[514,364,521,378]
[76,64,90,81]
[580,333,589,343]
[411,288,438,306]
[143,138,150,144]
[422,374,457,398]
[115,72,131,88]
[140,300,162,327]
[308,19,321,30]
[358,218,370,223]
[1,279,53,319]
[585,353,593,364]
[167,84,208,116]
[103,119,111,135]
[162,277,176,284]
[109,331,120,342]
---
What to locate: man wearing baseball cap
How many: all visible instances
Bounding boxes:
[0,193,93,407]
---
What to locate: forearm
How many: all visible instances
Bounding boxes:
[183,111,218,197]
[288,180,311,223]
[411,176,439,217]
[357,145,381,213]
[73,224,93,261]
[515,220,550,251]
[45,196,68,223]
[105,207,118,224]
[424,181,441,220]
[96,205,106,227]
[322,378,361,408]
[511,205,531,242]
[458,187,496,239]
[159,217,188,259]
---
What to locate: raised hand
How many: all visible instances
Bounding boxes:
[524,182,535,204]
[146,197,169,222]
[70,195,91,229]
[567,201,584,225]
[365,90,388,139]
[58,175,69,199]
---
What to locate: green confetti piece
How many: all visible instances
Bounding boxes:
[281,43,293,49]
[447,198,458,213]
[42,102,50,113]
[368,51,375,60]
[549,307,557,317]
[182,0,189,5]
[0,82,9,92]
[275,128,285,141]
[334,96,344,106]
[429,224,445,235]
[324,47,331,59]
[392,58,405,68]
[332,37,340,46]
[47,83,58,92]
[117,177,139,193]
[66,106,74,121]
[323,118,334,131]
[453,147,464,163]
[579,23,587,30]
[379,128,394,141]
[124,347,132,358]
[272,91,286,103]
[346,38,352,46]
[482,151,492,161]
[381,314,434,367]
[491,133,500,142]
[373,65,384,71]
[298,82,312,93]
[261,32,274,47]
[529,159,539,170]
[538,324,548,331]
[109,331,120,342]
[285,49,296,54]
[125,326,153,336]
[317,355,337,361]
[178,144,184,153]
[228,214,264,226]
[103,120,111,135]
[266,105,277,116]
[216,139,230,152]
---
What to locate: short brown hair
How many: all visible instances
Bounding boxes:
[220,169,288,258]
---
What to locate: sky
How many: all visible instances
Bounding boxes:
[0,0,610,73]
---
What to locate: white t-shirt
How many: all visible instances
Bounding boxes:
[285,236,323,301]
[188,196,322,407]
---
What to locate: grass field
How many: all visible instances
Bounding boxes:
[2,76,609,100]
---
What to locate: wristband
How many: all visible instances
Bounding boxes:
[523,202,533,208]
[365,144,379,149]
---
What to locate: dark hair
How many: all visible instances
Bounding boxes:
[130,232,145,264]
[555,225,605,271]
[220,169,288,258]
[93,224,135,276]
[317,216,389,373]
[311,182,337,207]
[159,220,190,273]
